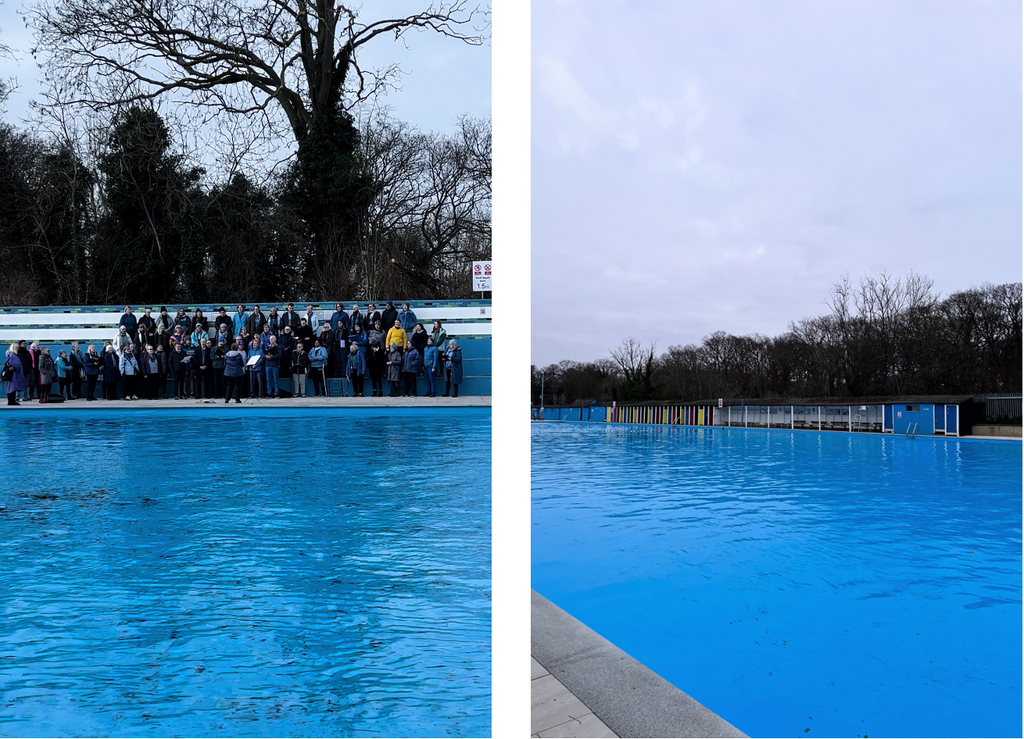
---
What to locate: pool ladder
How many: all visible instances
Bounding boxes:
[906,423,918,439]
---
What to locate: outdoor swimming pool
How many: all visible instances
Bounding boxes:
[532,423,1021,738]
[0,407,490,737]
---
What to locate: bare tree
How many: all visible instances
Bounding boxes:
[29,0,487,151]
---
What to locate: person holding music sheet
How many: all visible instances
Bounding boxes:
[246,336,266,398]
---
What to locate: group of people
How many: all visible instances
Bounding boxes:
[2,301,467,405]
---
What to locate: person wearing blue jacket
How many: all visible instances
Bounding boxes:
[309,339,328,397]
[83,344,101,401]
[345,342,366,397]
[246,337,266,398]
[119,306,138,342]
[401,341,420,397]
[398,303,417,332]
[103,345,121,400]
[423,337,439,397]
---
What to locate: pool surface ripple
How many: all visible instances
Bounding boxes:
[1,407,490,737]
[532,423,1021,739]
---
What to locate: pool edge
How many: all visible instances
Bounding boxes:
[531,590,748,739]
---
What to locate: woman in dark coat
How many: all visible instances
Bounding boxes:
[103,345,120,400]
[443,340,464,398]
[18,342,36,399]
[367,343,386,397]
[4,343,25,405]
[37,347,56,403]
[84,344,102,401]
[386,342,403,397]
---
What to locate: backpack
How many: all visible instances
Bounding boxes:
[1,360,13,382]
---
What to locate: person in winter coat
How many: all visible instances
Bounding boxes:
[119,344,140,400]
[246,337,266,398]
[401,341,420,397]
[170,341,188,399]
[398,303,417,332]
[345,342,366,397]
[36,347,56,403]
[69,342,85,400]
[233,304,248,337]
[362,303,381,332]
[154,344,170,398]
[282,303,302,333]
[266,307,281,338]
[140,344,163,399]
[380,301,398,333]
[84,344,102,401]
[430,321,447,370]
[367,320,385,350]
[304,305,320,333]
[113,326,133,357]
[55,350,72,399]
[291,343,309,398]
[17,341,35,400]
[264,335,281,398]
[212,339,227,398]
[279,327,295,378]
[444,340,464,398]
[295,319,315,358]
[367,343,386,397]
[174,308,192,335]
[308,339,327,397]
[410,323,428,357]
[329,303,348,333]
[223,342,246,403]
[423,337,439,397]
[4,343,25,405]
[103,345,121,400]
[386,342,403,397]
[246,305,267,336]
[119,306,138,341]
[385,320,406,355]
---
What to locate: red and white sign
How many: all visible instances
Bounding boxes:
[473,260,492,291]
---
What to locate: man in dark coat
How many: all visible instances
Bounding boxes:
[380,301,398,332]
[282,303,302,333]
[246,305,267,336]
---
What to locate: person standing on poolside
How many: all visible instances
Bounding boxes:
[345,342,366,397]
[367,342,385,397]
[444,340,464,398]
[138,308,155,348]
[37,347,56,403]
[223,342,245,403]
[363,303,380,332]
[386,342,403,397]
[294,318,315,357]
[84,344,101,401]
[69,342,85,400]
[174,308,192,335]
[154,343,170,398]
[292,342,309,398]
[212,338,227,398]
[170,340,187,399]
[279,326,295,380]
[423,337,439,397]
[308,339,327,397]
[367,320,385,350]
[214,307,232,335]
[113,325,132,358]
[264,335,281,398]
[17,341,35,401]
[348,304,364,332]
[141,344,161,399]
[55,350,72,399]
[195,338,213,399]
[103,344,120,400]
[266,306,281,338]
[246,336,266,398]
[119,344,141,400]
[4,343,25,405]
[401,340,420,397]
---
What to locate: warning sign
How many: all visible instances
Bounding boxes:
[473,261,492,291]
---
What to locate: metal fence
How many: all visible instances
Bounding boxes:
[973,394,1022,425]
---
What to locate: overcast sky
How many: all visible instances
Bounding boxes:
[531,0,1022,367]
[0,0,490,141]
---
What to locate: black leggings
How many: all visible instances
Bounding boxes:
[224,375,242,401]
[86,374,98,399]
[174,369,186,398]
[310,368,325,397]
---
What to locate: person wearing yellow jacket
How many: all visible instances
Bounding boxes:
[385,320,407,355]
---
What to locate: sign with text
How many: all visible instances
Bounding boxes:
[472,261,492,291]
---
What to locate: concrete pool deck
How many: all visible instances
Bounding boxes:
[1,396,490,409]
[532,591,747,739]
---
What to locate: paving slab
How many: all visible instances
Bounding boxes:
[532,590,747,739]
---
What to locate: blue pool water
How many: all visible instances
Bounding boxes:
[532,423,1022,738]
[0,407,490,737]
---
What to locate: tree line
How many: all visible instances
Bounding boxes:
[532,274,1022,405]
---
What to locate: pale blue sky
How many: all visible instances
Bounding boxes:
[532,0,1022,366]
